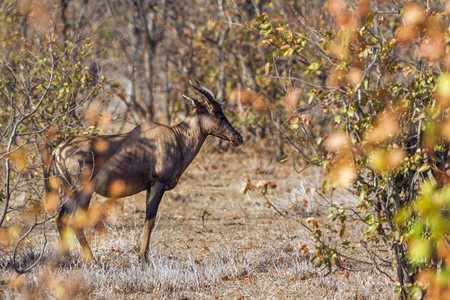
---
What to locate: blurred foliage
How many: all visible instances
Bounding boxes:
[397,183,450,299]
[253,0,450,298]
[0,1,109,229]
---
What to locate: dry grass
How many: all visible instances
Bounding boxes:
[0,142,393,299]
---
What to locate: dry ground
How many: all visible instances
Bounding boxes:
[1,142,393,299]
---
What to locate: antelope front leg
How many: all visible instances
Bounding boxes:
[139,181,167,262]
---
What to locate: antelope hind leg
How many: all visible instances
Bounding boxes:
[56,195,95,262]
[75,226,95,262]
[56,216,95,262]
[56,205,71,256]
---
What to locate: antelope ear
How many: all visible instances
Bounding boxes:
[183,94,205,110]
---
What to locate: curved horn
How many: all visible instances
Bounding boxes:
[189,80,217,105]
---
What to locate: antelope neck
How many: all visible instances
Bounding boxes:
[172,115,207,171]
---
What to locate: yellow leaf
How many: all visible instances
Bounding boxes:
[366,113,399,144]
[325,132,351,152]
[369,149,406,173]
[402,4,425,27]
[329,156,357,188]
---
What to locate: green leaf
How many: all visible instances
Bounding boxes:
[394,282,402,294]
[260,24,273,36]
[408,239,430,264]
[408,286,423,299]
[364,215,375,225]
[279,46,293,56]
[334,114,341,124]
[304,61,322,75]
[367,12,377,23]
[255,15,266,23]
[328,209,335,218]
[363,79,368,90]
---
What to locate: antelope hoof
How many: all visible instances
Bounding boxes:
[83,256,96,264]
[81,249,96,263]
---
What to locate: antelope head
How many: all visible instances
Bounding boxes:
[187,81,244,146]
